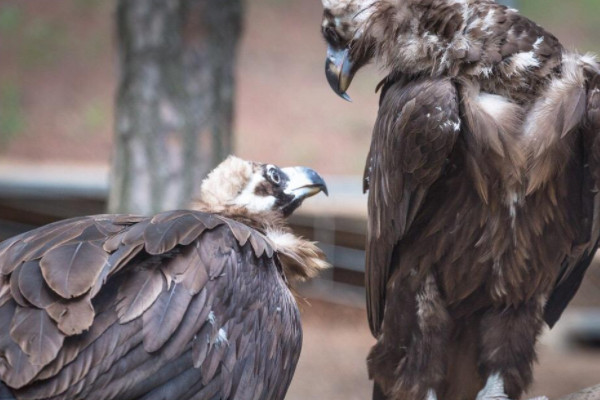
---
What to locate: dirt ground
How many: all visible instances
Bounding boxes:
[288,299,600,400]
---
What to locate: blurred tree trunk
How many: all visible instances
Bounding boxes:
[109,0,243,214]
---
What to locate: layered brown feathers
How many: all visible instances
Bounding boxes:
[0,209,325,399]
[360,0,564,103]
[321,0,600,399]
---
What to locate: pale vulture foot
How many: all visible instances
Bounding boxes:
[476,373,549,400]
[426,389,438,400]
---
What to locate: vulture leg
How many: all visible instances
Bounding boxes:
[426,389,438,400]
[475,373,509,400]
[477,298,545,399]
[476,373,548,400]
[368,274,450,399]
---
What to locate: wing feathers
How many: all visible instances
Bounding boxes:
[116,267,165,324]
[5,220,89,275]
[9,306,64,367]
[40,241,108,299]
[9,264,28,308]
[0,209,299,398]
[543,67,600,326]
[35,307,120,382]
[144,214,204,255]
[161,288,210,361]
[249,231,272,258]
[0,240,27,275]
[18,261,60,309]
[46,295,94,335]
[365,77,460,335]
[91,243,144,298]
[0,300,45,389]
[192,324,211,369]
[225,220,253,247]
[0,275,10,308]
[142,283,193,353]
[526,57,589,193]
[161,241,207,292]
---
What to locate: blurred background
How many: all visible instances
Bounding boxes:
[0,0,599,398]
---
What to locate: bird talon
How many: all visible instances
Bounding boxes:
[477,395,510,400]
[476,374,549,400]
[426,389,438,400]
[476,373,510,400]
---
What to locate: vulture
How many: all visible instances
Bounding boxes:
[0,156,329,400]
[321,0,600,399]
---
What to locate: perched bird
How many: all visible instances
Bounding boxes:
[320,0,600,399]
[0,156,329,400]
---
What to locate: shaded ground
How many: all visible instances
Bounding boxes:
[290,299,600,400]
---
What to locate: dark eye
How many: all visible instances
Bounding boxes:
[267,167,281,185]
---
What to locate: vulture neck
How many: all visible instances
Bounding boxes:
[191,201,329,283]
[192,201,286,232]
[368,0,562,102]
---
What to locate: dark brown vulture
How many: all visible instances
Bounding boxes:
[320,0,600,399]
[0,156,329,400]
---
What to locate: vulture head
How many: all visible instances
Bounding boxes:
[322,0,449,99]
[194,156,329,282]
[322,0,380,100]
[196,155,328,219]
[322,0,560,101]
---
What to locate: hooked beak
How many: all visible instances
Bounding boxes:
[280,167,328,216]
[325,45,355,102]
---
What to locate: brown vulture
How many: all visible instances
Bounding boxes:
[320,0,600,399]
[0,156,329,400]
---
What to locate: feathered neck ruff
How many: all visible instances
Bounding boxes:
[357,0,564,103]
[191,201,330,283]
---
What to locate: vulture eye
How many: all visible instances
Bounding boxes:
[267,167,281,185]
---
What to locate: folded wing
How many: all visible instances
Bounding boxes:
[0,210,301,400]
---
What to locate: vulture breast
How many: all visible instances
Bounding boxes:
[0,210,301,400]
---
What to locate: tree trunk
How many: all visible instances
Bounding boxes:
[109,0,243,214]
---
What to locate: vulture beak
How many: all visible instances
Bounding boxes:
[325,45,355,102]
[280,167,328,216]
[282,167,328,198]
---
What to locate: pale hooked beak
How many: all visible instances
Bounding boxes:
[280,167,328,216]
[325,45,355,102]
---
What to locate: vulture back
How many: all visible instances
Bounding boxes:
[0,210,301,400]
